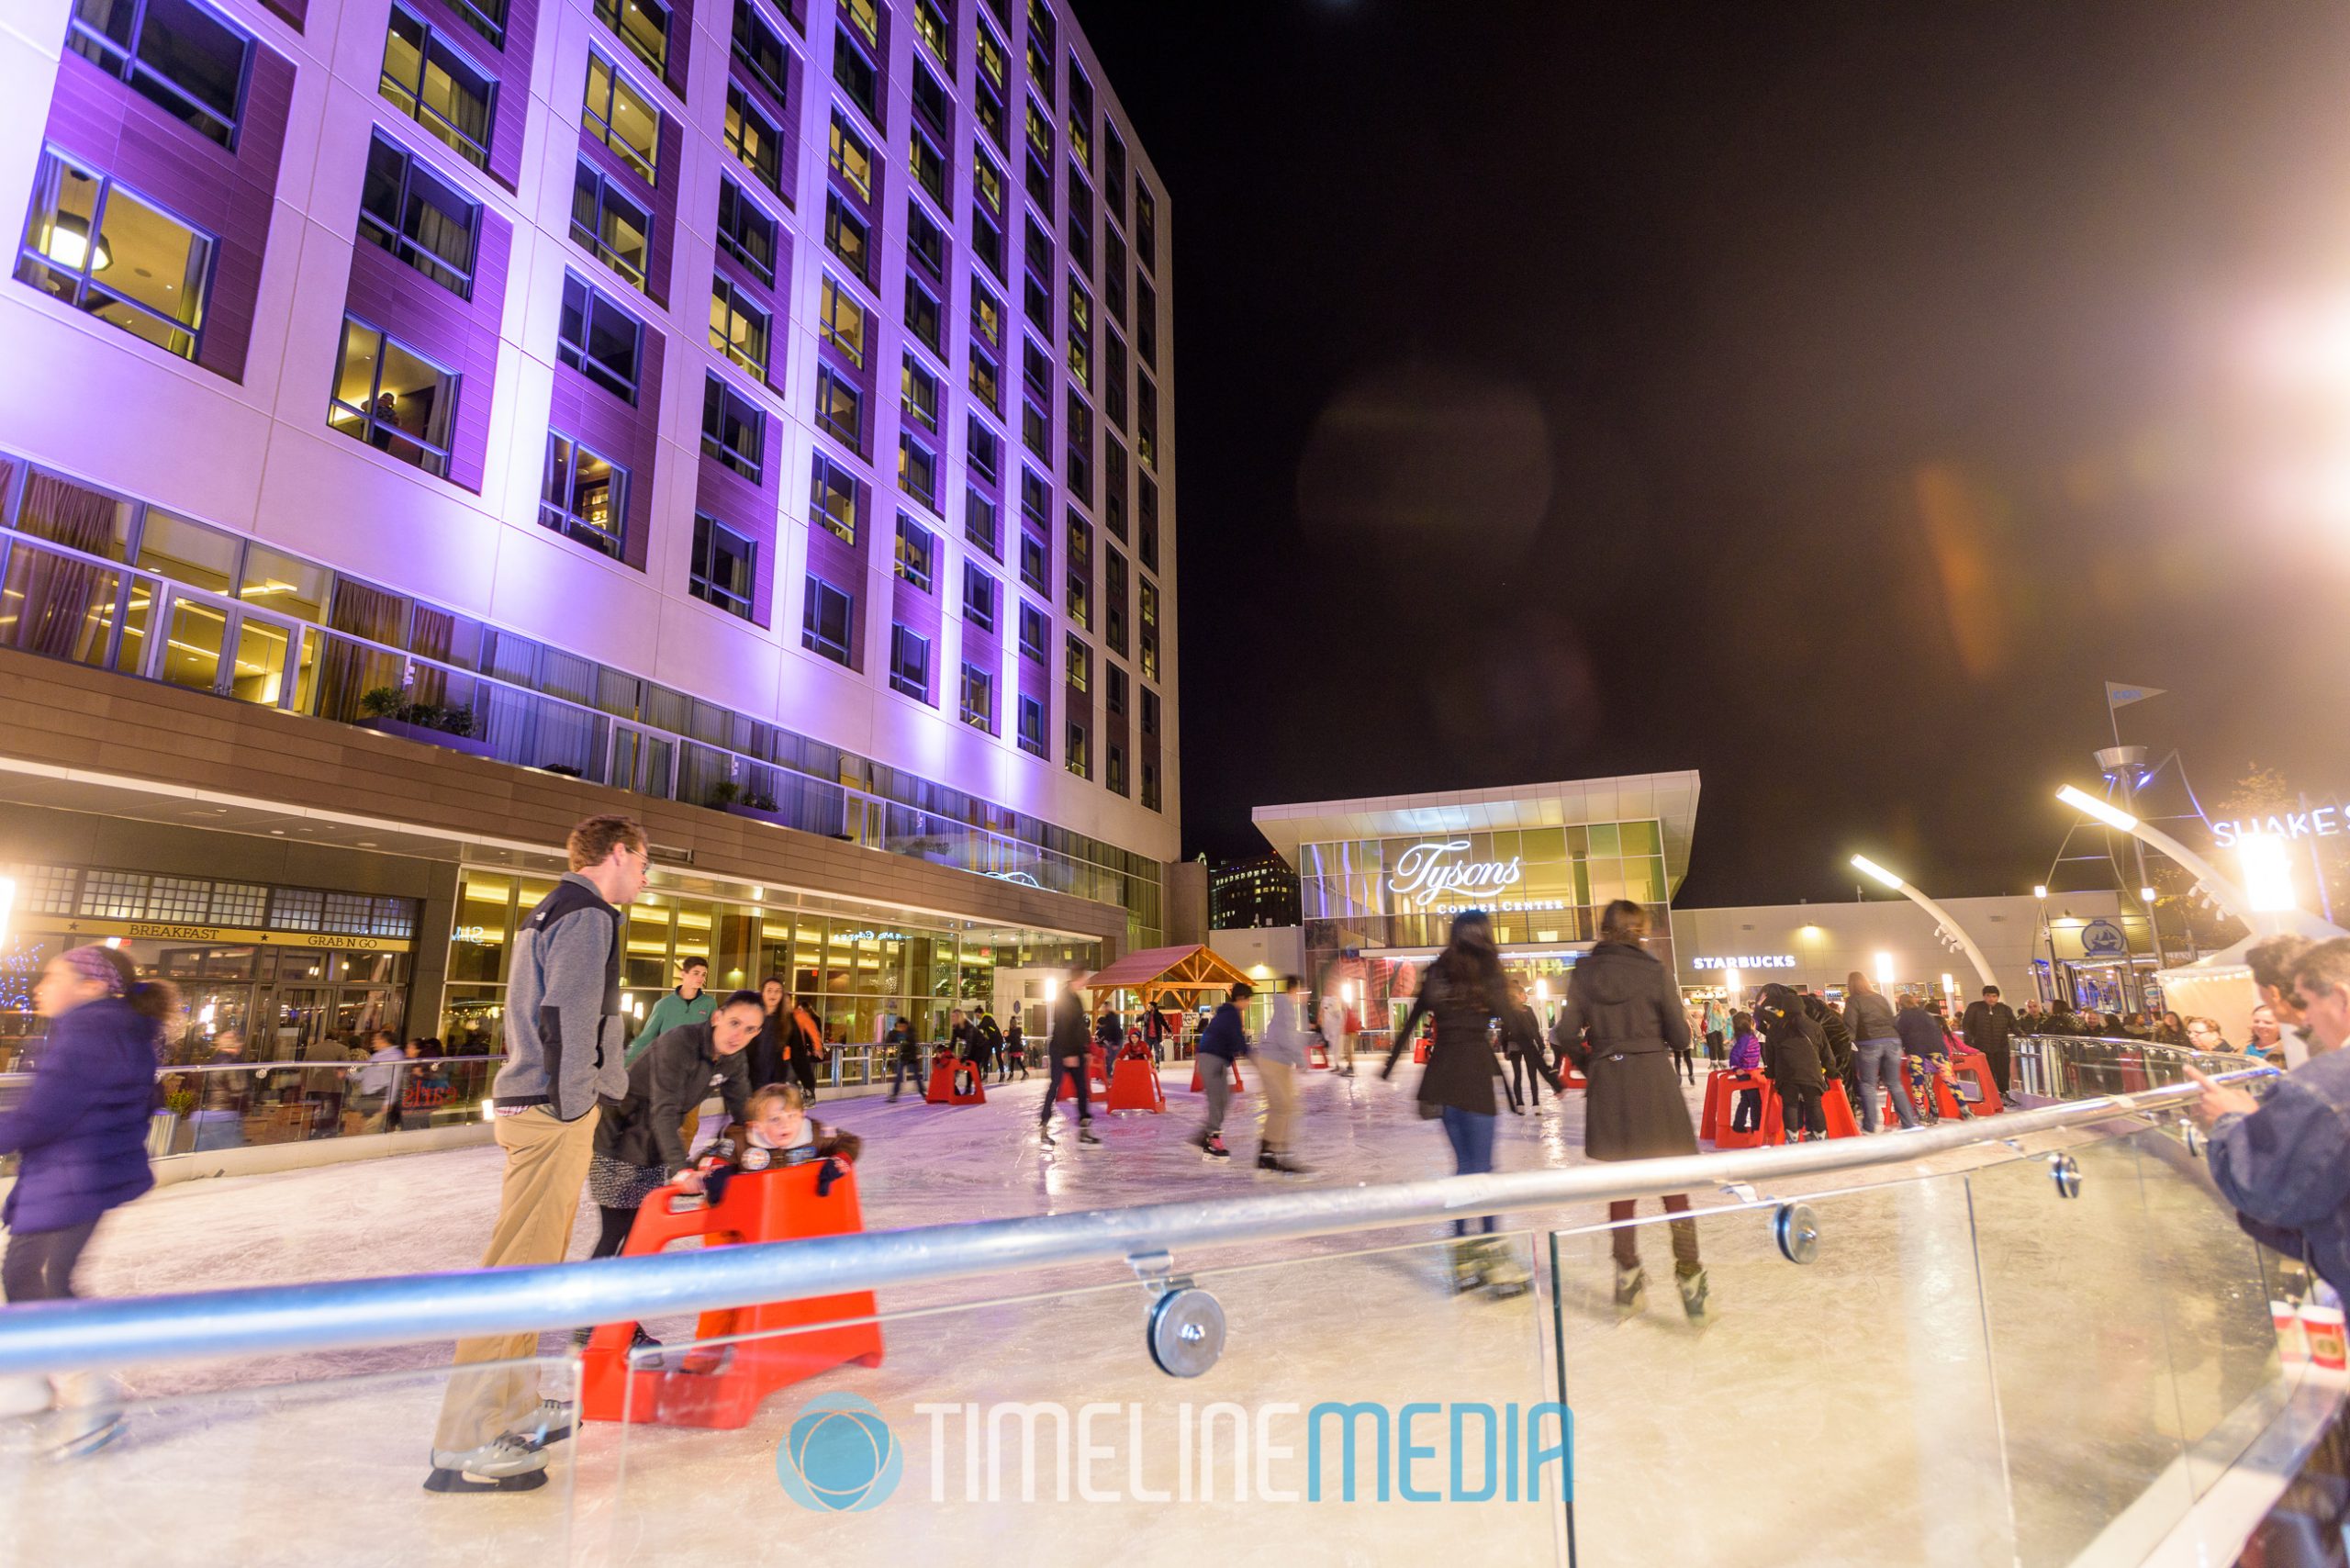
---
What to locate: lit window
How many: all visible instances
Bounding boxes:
[969,347,1002,414]
[1018,601,1046,663]
[895,514,934,591]
[715,180,777,286]
[1064,633,1089,692]
[912,0,951,63]
[569,162,649,288]
[69,0,251,149]
[976,19,1007,89]
[725,85,781,191]
[16,153,212,362]
[901,353,939,431]
[810,452,858,543]
[380,8,496,169]
[595,0,668,73]
[842,0,878,47]
[973,148,1005,213]
[815,364,863,452]
[540,431,628,557]
[328,317,457,476]
[909,126,948,204]
[971,281,1004,348]
[824,192,870,283]
[689,512,755,619]
[711,275,770,377]
[960,662,992,731]
[584,50,661,184]
[1017,694,1045,756]
[829,112,873,199]
[1065,720,1089,779]
[819,274,867,366]
[899,432,938,510]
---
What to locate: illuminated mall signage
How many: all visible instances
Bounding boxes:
[1689,955,1796,971]
[2211,809,2343,847]
[1385,840,1527,910]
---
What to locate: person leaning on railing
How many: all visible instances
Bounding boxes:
[2188,936,2350,1299]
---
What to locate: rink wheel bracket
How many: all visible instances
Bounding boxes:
[1774,1202,1820,1265]
[1129,1249,1226,1378]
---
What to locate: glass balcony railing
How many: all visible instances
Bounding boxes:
[0,1070,2312,1567]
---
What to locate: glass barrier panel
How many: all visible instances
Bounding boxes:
[1968,1127,2194,1568]
[2123,1124,2292,1497]
[599,1222,1557,1562]
[1550,1173,2010,1568]
[0,1356,580,1564]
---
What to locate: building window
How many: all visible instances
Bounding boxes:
[329,317,456,476]
[716,179,777,286]
[584,50,660,184]
[829,111,873,200]
[1140,577,1158,681]
[1106,661,1126,720]
[1065,720,1089,779]
[1022,398,1048,457]
[973,206,1005,278]
[904,274,943,354]
[973,147,1005,214]
[804,577,855,665]
[725,85,781,191]
[1139,472,1158,572]
[1064,633,1089,692]
[912,0,951,64]
[963,563,997,634]
[899,432,938,510]
[1018,600,1045,663]
[1105,548,1126,654]
[1106,740,1125,795]
[1137,277,1158,367]
[1023,332,1049,396]
[842,0,878,47]
[1017,694,1045,756]
[895,513,934,591]
[1067,59,1094,166]
[710,274,769,377]
[824,192,870,284]
[1024,265,1049,328]
[1136,375,1158,468]
[889,624,930,700]
[1021,465,1049,529]
[570,161,649,288]
[1104,226,1127,324]
[976,16,1007,86]
[1142,760,1158,812]
[689,512,755,618]
[730,0,792,106]
[1025,93,1052,161]
[1065,162,1091,267]
[833,25,878,124]
[1019,529,1046,595]
[969,347,1002,414]
[1066,387,1092,491]
[909,125,948,206]
[1136,180,1157,273]
[966,487,1000,555]
[901,352,939,431]
[16,153,212,362]
[960,662,992,730]
[810,451,858,543]
[819,274,867,366]
[700,373,765,480]
[1104,332,1128,428]
[557,274,643,403]
[1103,126,1127,219]
[967,415,1001,484]
[540,431,627,557]
[68,0,252,150]
[906,202,946,280]
[360,136,479,297]
[595,0,667,73]
[380,9,496,170]
[1141,687,1159,734]
[971,281,1005,349]
[814,363,863,452]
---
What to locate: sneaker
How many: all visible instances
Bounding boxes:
[1614,1263,1649,1318]
[1479,1240,1531,1298]
[1449,1240,1489,1294]
[1201,1135,1231,1161]
[424,1433,551,1493]
[1677,1265,1711,1327]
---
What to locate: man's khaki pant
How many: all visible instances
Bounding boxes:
[1259,1059,1298,1154]
[432,1105,599,1453]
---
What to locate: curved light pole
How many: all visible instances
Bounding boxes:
[1850,855,2003,994]
[2053,784,2263,929]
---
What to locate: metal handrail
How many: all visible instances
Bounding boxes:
[0,1069,2273,1377]
[0,1055,506,1089]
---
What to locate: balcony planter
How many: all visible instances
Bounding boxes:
[722,800,792,828]
[357,715,497,759]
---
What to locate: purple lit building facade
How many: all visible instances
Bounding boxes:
[0,0,1176,1057]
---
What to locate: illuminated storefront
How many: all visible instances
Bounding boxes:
[1253,774,1701,1029]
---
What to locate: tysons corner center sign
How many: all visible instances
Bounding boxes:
[1385,841,1526,910]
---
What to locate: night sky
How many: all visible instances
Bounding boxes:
[1074,1,2350,904]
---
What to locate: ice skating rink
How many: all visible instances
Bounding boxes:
[0,1066,2292,1568]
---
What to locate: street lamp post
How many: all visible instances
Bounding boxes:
[1850,855,2004,994]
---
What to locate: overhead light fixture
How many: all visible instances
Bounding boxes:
[1851,855,1903,890]
[40,213,110,273]
[2056,784,2136,833]
[2033,885,2048,900]
[2140,886,2157,904]
[1875,951,1895,988]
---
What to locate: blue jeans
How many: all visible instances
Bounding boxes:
[1439,1104,1497,1237]
[1854,1038,1918,1130]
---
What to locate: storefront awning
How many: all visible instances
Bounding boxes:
[1085,944,1254,994]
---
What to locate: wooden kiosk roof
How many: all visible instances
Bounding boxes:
[1084,944,1253,994]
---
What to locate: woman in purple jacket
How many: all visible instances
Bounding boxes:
[0,945,173,1452]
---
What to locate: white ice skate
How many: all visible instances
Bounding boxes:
[423,1433,551,1493]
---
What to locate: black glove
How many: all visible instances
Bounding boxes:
[814,1155,846,1198]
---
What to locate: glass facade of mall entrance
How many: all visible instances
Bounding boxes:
[1299,821,1678,1031]
[442,869,1101,1054]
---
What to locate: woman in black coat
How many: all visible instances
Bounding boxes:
[1382,910,1531,1297]
[1756,984,1830,1143]
[1554,900,1708,1324]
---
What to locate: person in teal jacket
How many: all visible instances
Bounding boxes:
[627,957,714,1065]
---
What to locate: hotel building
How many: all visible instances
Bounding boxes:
[0,0,1177,1061]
